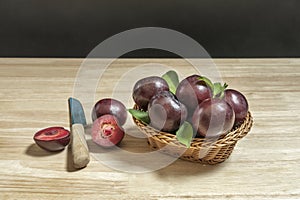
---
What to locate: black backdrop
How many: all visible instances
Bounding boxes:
[0,0,299,58]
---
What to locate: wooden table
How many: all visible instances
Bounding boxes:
[0,58,299,199]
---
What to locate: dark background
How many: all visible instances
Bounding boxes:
[0,0,299,58]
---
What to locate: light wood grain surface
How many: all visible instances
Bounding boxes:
[0,58,299,200]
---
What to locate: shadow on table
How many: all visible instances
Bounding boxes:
[66,145,75,172]
[25,143,62,157]
[87,136,227,175]
[25,142,80,172]
[154,158,227,178]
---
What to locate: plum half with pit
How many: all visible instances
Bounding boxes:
[225,89,248,126]
[148,91,187,132]
[92,114,125,148]
[33,127,70,151]
[92,98,127,125]
[176,75,212,116]
[133,76,169,110]
[192,98,235,138]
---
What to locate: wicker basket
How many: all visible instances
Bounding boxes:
[132,105,253,165]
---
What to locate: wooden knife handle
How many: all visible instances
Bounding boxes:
[71,124,90,169]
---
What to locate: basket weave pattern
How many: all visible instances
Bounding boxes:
[133,105,253,165]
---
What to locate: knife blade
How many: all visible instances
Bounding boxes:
[68,97,90,169]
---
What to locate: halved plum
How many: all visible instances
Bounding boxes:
[92,114,125,148]
[33,127,70,152]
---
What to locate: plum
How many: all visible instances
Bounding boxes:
[33,127,70,151]
[176,75,212,116]
[225,89,248,126]
[192,98,235,138]
[92,114,125,148]
[148,91,187,132]
[133,76,169,110]
[92,98,127,125]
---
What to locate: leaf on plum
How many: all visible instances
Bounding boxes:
[176,121,194,148]
[213,82,228,98]
[162,70,179,94]
[198,76,228,98]
[198,76,214,91]
[128,109,150,124]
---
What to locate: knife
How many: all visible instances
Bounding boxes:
[68,97,90,169]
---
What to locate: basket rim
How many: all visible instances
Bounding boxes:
[132,105,253,149]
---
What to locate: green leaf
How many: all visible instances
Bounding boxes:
[198,76,214,91]
[176,121,194,148]
[213,82,228,98]
[162,70,179,94]
[199,76,228,98]
[213,82,223,97]
[128,109,150,124]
